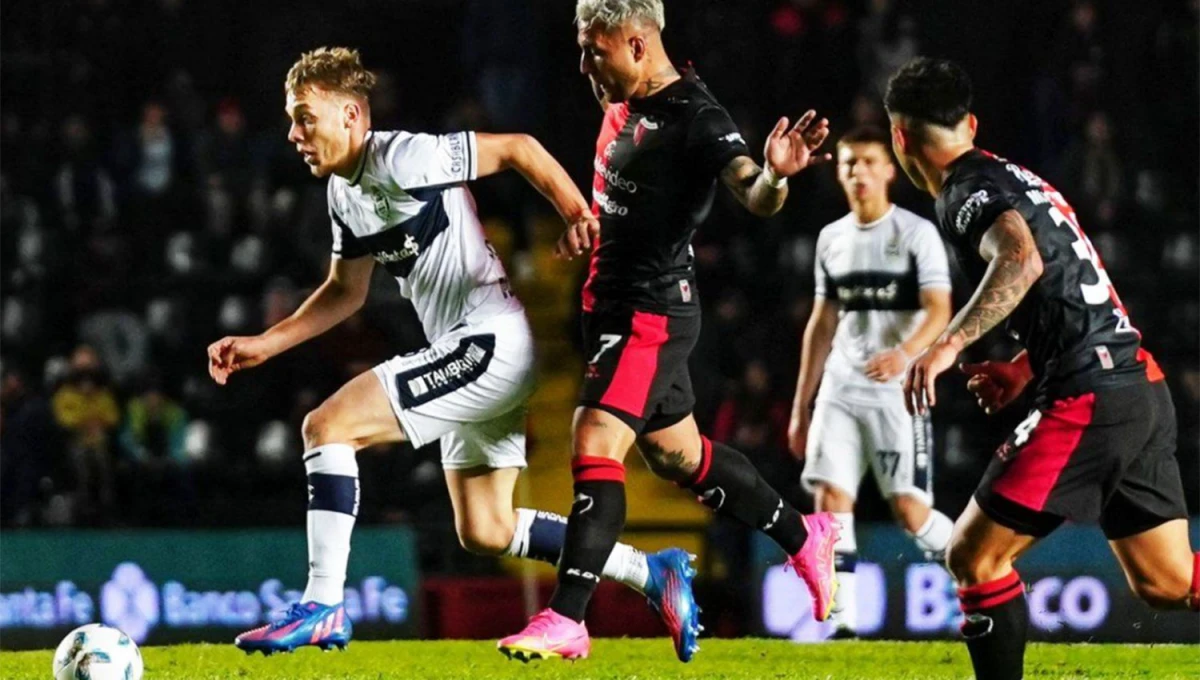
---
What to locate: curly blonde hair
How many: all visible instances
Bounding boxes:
[285,47,377,99]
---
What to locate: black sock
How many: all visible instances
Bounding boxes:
[684,436,808,555]
[958,570,1029,680]
[548,456,626,622]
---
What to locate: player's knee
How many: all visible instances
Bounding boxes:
[1129,574,1191,610]
[945,534,1005,585]
[456,519,513,556]
[889,494,930,534]
[301,408,336,449]
[636,439,696,482]
[815,483,855,513]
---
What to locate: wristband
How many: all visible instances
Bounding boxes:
[762,164,787,189]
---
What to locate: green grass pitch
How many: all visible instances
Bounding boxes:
[6,639,1198,679]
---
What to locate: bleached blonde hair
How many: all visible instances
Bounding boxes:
[575,0,665,32]
[285,47,377,99]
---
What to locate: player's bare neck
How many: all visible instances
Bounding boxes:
[852,198,892,227]
[928,143,975,194]
[333,127,372,181]
[635,63,680,99]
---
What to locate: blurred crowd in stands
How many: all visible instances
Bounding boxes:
[2,1,1196,573]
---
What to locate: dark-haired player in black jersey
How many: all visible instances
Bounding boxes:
[498,0,839,664]
[885,57,1199,680]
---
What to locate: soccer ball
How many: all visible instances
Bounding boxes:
[52,623,144,680]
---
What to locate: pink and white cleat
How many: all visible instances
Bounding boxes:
[787,512,841,622]
[497,608,591,662]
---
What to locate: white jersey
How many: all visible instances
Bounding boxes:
[814,205,950,395]
[327,129,522,342]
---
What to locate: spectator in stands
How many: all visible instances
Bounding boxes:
[119,372,195,524]
[53,115,117,234]
[51,345,120,525]
[0,362,63,527]
[1059,111,1123,229]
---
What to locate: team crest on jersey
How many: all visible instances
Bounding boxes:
[955,190,989,235]
[604,140,618,160]
[633,117,659,145]
[371,189,392,221]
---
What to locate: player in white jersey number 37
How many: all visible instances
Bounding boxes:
[206,47,697,657]
[788,125,956,638]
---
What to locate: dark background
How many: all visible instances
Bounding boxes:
[2,1,1197,621]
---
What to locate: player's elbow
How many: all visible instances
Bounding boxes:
[1024,248,1044,281]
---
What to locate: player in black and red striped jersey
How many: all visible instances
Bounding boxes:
[498,0,840,664]
[885,57,1198,680]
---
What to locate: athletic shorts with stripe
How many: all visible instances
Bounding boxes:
[801,390,935,505]
[578,302,699,434]
[373,310,535,470]
[975,377,1188,540]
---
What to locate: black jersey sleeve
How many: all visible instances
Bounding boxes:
[685,105,752,178]
[941,176,1022,254]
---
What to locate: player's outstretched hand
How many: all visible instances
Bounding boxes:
[206,335,271,386]
[763,110,832,179]
[865,348,909,383]
[555,212,601,260]
[903,341,958,416]
[960,360,1031,415]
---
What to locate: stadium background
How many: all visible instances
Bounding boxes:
[1,0,1197,649]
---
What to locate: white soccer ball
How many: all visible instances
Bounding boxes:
[52,623,144,680]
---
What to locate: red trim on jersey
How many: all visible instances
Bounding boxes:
[572,455,626,483]
[599,311,669,418]
[958,570,1024,613]
[1138,348,1165,383]
[993,393,1096,511]
[582,103,632,313]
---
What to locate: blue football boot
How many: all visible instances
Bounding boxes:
[644,548,702,662]
[235,602,351,655]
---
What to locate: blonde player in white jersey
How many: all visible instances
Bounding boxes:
[206,47,698,655]
[788,125,955,639]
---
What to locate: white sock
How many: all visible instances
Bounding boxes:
[602,543,651,594]
[301,444,359,605]
[912,509,954,563]
[832,511,857,631]
[506,507,650,593]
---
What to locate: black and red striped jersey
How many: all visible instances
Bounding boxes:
[935,149,1160,402]
[582,69,750,315]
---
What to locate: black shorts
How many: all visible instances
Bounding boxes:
[578,303,699,434]
[975,379,1188,540]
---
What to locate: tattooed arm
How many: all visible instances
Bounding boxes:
[721,156,789,218]
[942,209,1044,350]
[902,209,1044,415]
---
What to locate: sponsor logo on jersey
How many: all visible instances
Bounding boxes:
[374,234,421,265]
[720,131,745,145]
[593,156,638,193]
[604,140,618,160]
[955,190,989,235]
[838,280,900,304]
[445,133,467,177]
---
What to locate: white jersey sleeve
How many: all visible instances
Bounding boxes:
[910,219,952,290]
[813,227,832,299]
[382,131,478,190]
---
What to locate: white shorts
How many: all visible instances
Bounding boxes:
[373,311,535,470]
[801,393,934,504]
